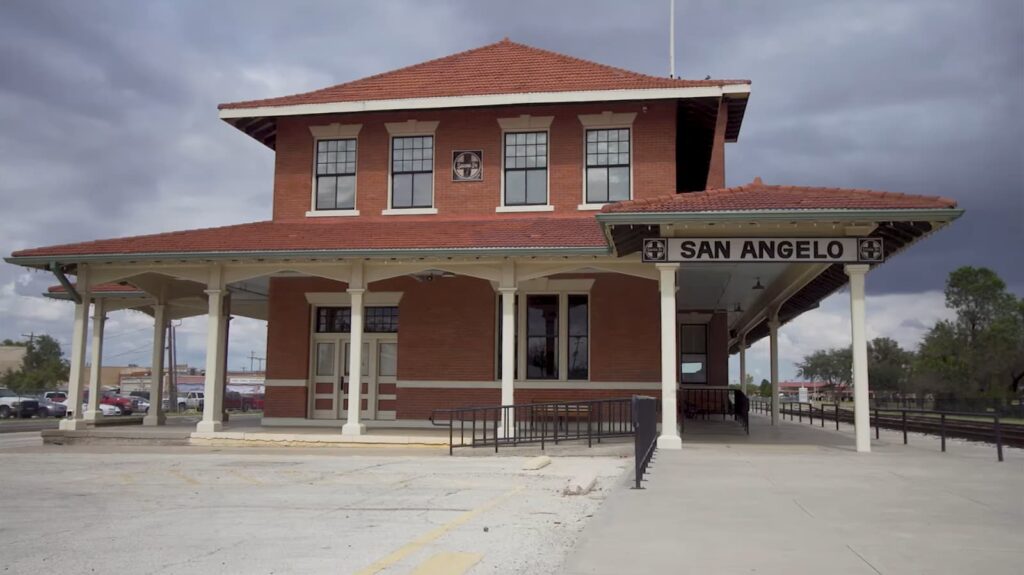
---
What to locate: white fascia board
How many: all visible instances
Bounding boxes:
[218,85,750,120]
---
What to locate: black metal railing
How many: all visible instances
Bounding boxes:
[680,387,749,434]
[762,401,1019,462]
[430,397,637,455]
[633,395,658,489]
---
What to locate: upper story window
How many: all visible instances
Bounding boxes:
[391,136,434,209]
[315,139,357,211]
[585,128,631,204]
[503,131,548,206]
[316,306,399,333]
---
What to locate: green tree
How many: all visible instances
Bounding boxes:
[758,378,771,397]
[867,337,914,395]
[796,347,852,393]
[915,267,1024,397]
[0,335,69,394]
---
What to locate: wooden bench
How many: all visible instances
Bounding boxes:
[535,401,592,430]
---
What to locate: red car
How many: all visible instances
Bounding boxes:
[83,391,137,415]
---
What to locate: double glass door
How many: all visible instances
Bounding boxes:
[311,335,396,420]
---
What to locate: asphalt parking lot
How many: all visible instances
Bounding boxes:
[0,438,627,574]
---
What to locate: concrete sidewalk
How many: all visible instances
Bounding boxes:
[563,414,1023,575]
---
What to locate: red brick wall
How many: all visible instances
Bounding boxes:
[272,101,677,221]
[398,387,501,419]
[264,386,306,418]
[266,276,347,380]
[707,311,729,386]
[396,275,496,381]
[590,274,661,382]
[705,98,728,190]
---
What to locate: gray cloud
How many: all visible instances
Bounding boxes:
[0,0,1021,369]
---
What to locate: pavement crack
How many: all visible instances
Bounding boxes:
[792,498,815,518]
[846,544,883,575]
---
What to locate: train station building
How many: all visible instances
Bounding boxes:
[5,40,961,452]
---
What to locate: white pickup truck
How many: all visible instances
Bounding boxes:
[177,391,204,411]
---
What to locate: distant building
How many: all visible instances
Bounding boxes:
[0,345,27,375]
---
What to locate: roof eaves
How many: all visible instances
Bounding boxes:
[4,245,612,268]
[595,207,965,224]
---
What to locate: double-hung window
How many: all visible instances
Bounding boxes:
[391,136,434,209]
[315,139,357,210]
[512,293,590,381]
[585,128,630,203]
[503,131,548,206]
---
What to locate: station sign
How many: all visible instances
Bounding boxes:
[641,237,884,263]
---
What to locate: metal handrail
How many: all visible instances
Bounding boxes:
[430,397,637,455]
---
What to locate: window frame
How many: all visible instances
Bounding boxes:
[307,123,362,217]
[680,323,709,384]
[576,112,636,211]
[310,137,359,214]
[499,129,553,211]
[386,133,437,213]
[498,283,593,382]
[582,126,633,207]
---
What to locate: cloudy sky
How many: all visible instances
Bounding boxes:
[0,0,1021,380]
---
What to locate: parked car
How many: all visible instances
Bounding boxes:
[132,397,151,413]
[129,391,150,401]
[35,396,68,418]
[82,391,138,415]
[44,391,67,403]
[73,402,121,416]
[0,388,40,419]
[177,391,204,411]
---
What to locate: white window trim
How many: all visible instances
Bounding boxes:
[512,281,594,382]
[309,123,362,216]
[498,123,552,211]
[384,121,439,214]
[578,112,636,209]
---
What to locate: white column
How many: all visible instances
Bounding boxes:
[196,267,226,433]
[83,298,107,421]
[60,266,91,431]
[499,287,516,435]
[738,334,747,395]
[143,304,167,426]
[846,264,871,453]
[656,263,682,449]
[769,315,780,425]
[343,262,366,436]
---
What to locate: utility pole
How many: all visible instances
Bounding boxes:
[21,332,36,345]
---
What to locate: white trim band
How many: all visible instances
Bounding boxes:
[265,379,307,387]
[219,86,751,119]
[396,380,662,390]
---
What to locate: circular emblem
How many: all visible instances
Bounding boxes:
[452,150,482,181]
[643,239,668,262]
[858,238,884,262]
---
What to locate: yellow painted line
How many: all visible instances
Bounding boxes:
[408,552,482,575]
[118,473,135,485]
[169,469,200,485]
[352,487,523,575]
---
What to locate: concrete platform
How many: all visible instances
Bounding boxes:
[564,413,1024,575]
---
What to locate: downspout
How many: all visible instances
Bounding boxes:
[49,262,82,304]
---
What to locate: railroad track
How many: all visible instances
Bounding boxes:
[771,404,1024,449]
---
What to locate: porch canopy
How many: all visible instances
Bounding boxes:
[6,179,962,451]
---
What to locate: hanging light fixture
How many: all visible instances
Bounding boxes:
[752,277,765,290]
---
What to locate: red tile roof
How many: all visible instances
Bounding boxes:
[601,179,958,213]
[219,39,749,110]
[10,217,609,260]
